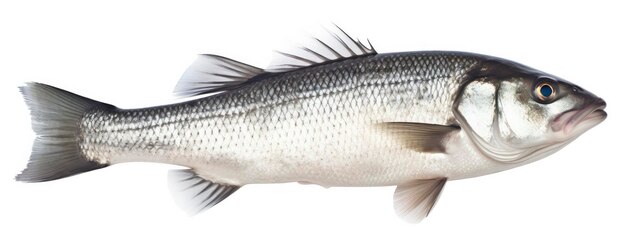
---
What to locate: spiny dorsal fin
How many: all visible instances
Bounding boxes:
[376,122,460,153]
[168,169,240,215]
[174,54,264,97]
[394,178,447,223]
[267,24,377,72]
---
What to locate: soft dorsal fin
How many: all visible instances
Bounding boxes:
[267,24,377,72]
[168,169,240,215]
[174,54,264,97]
[394,178,447,223]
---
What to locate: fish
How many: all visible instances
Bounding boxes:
[16,25,607,223]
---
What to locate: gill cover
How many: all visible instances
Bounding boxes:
[453,58,557,164]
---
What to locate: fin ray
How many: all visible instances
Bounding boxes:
[267,25,376,72]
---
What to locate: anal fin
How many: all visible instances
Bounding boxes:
[168,169,240,215]
[394,178,447,223]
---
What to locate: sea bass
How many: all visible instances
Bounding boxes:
[16,26,607,223]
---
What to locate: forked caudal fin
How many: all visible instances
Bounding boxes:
[16,82,114,182]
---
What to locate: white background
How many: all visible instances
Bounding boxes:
[1,1,624,244]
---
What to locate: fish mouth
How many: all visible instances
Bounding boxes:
[552,99,607,135]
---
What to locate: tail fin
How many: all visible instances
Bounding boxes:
[16,82,114,182]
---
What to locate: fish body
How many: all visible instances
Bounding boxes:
[81,52,487,186]
[17,27,607,223]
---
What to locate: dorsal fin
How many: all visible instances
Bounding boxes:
[174,25,376,97]
[267,24,377,72]
[174,54,264,97]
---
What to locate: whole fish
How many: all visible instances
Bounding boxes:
[17,26,607,223]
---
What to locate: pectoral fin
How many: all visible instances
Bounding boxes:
[377,122,460,153]
[393,178,447,223]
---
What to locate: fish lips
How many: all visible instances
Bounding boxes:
[552,99,607,135]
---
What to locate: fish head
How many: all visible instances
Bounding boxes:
[454,56,607,164]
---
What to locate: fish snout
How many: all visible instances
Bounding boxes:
[585,98,607,124]
[551,97,607,135]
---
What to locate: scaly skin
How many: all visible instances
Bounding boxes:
[78,52,490,186]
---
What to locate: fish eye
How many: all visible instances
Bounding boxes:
[534,78,557,103]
